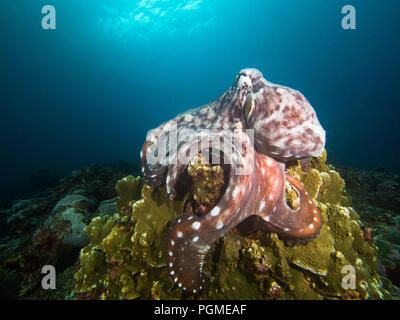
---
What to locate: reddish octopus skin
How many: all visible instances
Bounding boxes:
[140,68,326,293]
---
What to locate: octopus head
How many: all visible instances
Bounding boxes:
[235,69,326,162]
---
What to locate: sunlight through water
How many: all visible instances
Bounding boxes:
[97,0,215,41]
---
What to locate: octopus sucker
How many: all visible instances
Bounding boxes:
[141,68,326,293]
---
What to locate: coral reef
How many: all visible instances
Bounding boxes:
[336,165,400,287]
[0,162,139,299]
[74,176,183,299]
[1,155,398,299]
[74,152,394,299]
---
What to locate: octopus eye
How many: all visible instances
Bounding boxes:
[243,95,254,121]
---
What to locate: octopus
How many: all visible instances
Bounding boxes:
[140,68,326,293]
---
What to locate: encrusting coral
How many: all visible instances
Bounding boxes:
[74,176,184,299]
[187,153,225,215]
[74,152,393,300]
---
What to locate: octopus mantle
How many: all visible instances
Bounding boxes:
[140,68,326,293]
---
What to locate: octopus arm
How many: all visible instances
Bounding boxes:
[261,173,322,241]
[166,139,254,293]
[164,128,248,197]
[140,126,170,186]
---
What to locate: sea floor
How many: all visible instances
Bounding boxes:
[0,161,399,299]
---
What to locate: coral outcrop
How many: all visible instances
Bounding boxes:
[74,152,394,299]
[0,162,139,299]
[187,154,225,214]
[74,176,183,299]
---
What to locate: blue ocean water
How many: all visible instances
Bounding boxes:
[0,0,399,202]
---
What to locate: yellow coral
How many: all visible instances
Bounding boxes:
[188,154,225,207]
[115,176,144,217]
[74,150,392,300]
[74,179,184,299]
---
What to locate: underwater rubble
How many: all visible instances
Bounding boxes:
[1,153,400,299]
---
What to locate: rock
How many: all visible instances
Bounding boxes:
[96,198,118,217]
[36,194,95,248]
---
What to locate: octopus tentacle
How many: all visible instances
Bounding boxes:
[164,128,252,196]
[262,173,321,240]
[166,133,254,292]
[166,171,252,293]
[141,126,170,186]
